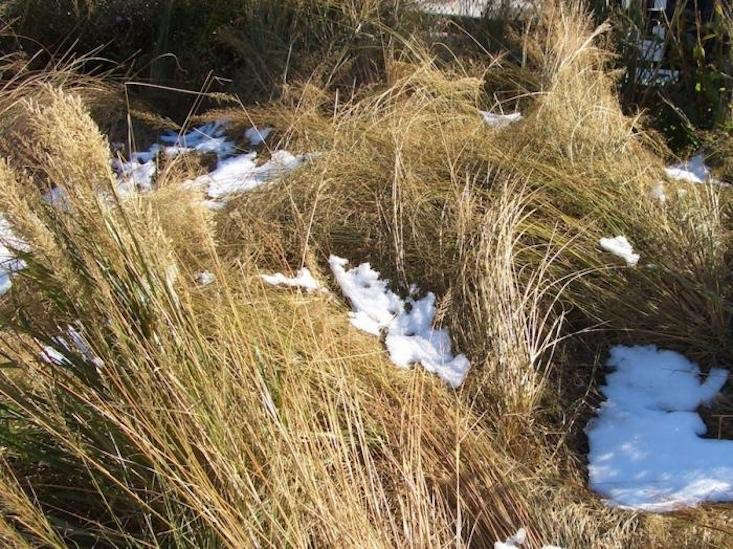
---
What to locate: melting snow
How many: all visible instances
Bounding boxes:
[586,345,733,511]
[261,268,321,292]
[480,110,523,128]
[664,154,712,184]
[599,236,639,267]
[191,150,310,201]
[662,154,730,187]
[159,121,236,160]
[107,122,311,205]
[329,255,469,388]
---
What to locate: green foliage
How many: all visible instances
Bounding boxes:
[591,0,732,152]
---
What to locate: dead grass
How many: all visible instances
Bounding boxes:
[0,1,730,547]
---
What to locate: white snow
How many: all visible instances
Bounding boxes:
[245,126,273,146]
[159,121,236,159]
[111,121,240,195]
[261,268,321,292]
[494,527,563,549]
[495,528,527,549]
[664,154,713,184]
[113,156,157,194]
[195,271,215,286]
[599,236,639,267]
[586,345,733,511]
[192,150,310,201]
[329,255,469,388]
[0,216,27,296]
[108,122,311,205]
[480,110,523,128]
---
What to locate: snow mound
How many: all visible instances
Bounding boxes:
[329,255,469,388]
[586,345,733,511]
[480,110,523,128]
[599,236,639,267]
[261,268,321,292]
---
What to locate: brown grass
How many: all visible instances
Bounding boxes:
[0,1,730,547]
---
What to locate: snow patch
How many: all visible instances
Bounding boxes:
[329,255,469,388]
[159,121,236,160]
[480,110,523,128]
[261,268,321,292]
[193,150,311,204]
[599,236,639,267]
[195,271,215,286]
[586,345,733,511]
[664,154,713,185]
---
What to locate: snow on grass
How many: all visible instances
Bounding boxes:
[107,122,312,205]
[586,345,733,511]
[480,110,523,128]
[191,150,310,202]
[261,268,321,292]
[111,122,239,195]
[329,255,469,388]
[245,126,272,146]
[664,154,712,184]
[598,236,639,267]
[195,271,215,286]
[0,216,27,296]
[159,121,236,160]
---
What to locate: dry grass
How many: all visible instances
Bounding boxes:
[0,1,730,547]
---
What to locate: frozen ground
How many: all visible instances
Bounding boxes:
[586,345,732,511]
